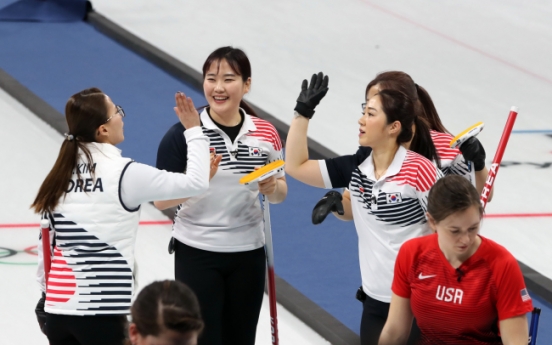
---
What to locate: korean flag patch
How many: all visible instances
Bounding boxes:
[249,147,262,156]
[386,192,402,203]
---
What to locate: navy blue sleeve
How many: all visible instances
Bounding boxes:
[156,122,188,173]
[324,146,372,188]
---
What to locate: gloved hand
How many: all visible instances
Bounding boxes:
[459,137,486,171]
[294,72,329,119]
[312,191,344,225]
[35,292,47,335]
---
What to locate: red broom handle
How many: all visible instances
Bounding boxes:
[40,219,51,285]
[480,106,518,209]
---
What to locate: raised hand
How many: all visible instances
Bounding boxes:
[174,92,201,129]
[294,72,329,119]
[312,190,344,224]
[209,153,223,180]
[459,137,486,171]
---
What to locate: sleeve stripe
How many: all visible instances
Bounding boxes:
[318,160,333,189]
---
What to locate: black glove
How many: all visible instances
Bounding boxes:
[459,137,486,171]
[312,191,344,225]
[294,72,329,119]
[35,292,47,335]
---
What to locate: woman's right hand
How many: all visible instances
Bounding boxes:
[174,92,201,129]
[294,72,329,119]
[210,153,223,180]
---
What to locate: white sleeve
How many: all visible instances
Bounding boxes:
[121,126,210,209]
[318,160,333,189]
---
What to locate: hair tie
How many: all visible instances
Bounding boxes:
[64,133,74,141]
[414,83,419,89]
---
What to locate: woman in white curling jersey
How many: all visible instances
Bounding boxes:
[32,87,210,345]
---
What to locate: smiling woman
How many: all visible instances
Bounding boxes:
[154,46,288,345]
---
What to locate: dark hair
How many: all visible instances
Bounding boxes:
[366,71,449,133]
[131,280,204,337]
[377,89,440,166]
[427,175,484,222]
[202,46,258,117]
[31,87,108,213]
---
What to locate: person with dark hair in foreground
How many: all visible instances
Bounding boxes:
[128,280,204,345]
[379,175,532,345]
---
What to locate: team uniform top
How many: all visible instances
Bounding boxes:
[156,108,284,253]
[431,130,475,184]
[319,145,443,302]
[393,234,533,344]
[36,127,209,316]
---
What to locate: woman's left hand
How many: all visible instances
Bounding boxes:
[258,176,277,195]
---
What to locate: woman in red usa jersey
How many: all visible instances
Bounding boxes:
[380,175,532,345]
[286,73,442,344]
[154,47,287,345]
[31,88,210,345]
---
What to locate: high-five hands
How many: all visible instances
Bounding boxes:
[174,92,201,129]
[294,72,329,119]
[312,191,344,224]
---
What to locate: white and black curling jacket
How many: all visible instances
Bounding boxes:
[36,126,209,316]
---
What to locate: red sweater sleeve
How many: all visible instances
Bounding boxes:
[493,252,534,320]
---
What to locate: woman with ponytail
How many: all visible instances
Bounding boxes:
[286,73,442,344]
[154,47,287,345]
[321,71,492,222]
[32,87,210,345]
[128,280,204,345]
[367,71,490,192]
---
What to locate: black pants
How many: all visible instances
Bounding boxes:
[174,240,266,345]
[360,293,421,345]
[45,313,127,345]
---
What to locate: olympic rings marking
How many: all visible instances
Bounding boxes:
[0,245,38,265]
[0,247,17,259]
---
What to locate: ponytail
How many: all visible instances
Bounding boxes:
[415,84,449,134]
[378,89,440,168]
[31,140,94,213]
[410,116,441,168]
[31,87,108,213]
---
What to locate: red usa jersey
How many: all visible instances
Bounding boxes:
[431,130,475,185]
[393,234,533,344]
